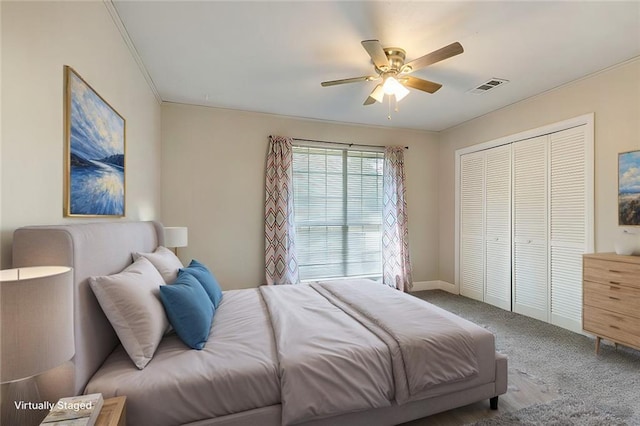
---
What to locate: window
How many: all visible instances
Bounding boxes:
[292,146,384,281]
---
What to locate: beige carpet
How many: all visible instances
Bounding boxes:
[412,290,640,425]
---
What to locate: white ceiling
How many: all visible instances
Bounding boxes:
[112,1,640,132]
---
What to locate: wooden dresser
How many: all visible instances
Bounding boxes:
[583,253,640,354]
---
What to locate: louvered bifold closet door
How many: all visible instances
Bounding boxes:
[484,145,512,310]
[549,126,587,333]
[460,151,485,301]
[513,136,548,322]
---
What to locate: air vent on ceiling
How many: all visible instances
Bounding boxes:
[468,78,509,95]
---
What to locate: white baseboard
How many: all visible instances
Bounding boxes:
[412,280,458,295]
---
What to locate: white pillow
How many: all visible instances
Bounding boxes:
[132,246,184,283]
[89,257,169,369]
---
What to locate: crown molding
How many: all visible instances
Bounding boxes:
[103,0,162,103]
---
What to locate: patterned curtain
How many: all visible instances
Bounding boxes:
[265,136,300,285]
[382,146,413,292]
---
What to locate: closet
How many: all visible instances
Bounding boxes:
[457,117,593,333]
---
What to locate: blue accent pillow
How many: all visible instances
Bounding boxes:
[179,260,223,308]
[159,273,214,350]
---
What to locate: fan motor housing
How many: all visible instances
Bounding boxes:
[378,47,406,73]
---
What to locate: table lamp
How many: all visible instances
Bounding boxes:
[0,266,74,425]
[164,226,188,255]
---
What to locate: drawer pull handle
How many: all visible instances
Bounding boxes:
[609,281,621,285]
[608,296,620,301]
[609,270,622,273]
[610,325,620,330]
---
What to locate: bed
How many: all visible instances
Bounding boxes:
[12,221,507,426]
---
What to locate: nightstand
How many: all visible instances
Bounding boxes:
[95,396,126,426]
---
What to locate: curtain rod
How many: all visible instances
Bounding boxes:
[274,136,408,150]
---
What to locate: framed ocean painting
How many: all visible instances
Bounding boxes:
[619,150,640,226]
[64,66,125,217]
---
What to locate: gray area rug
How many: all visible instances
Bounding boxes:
[471,397,629,425]
[413,290,640,425]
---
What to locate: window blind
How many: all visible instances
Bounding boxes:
[292,146,384,281]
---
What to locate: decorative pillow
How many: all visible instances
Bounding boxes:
[179,260,223,308]
[159,273,215,350]
[132,246,183,283]
[89,257,169,369]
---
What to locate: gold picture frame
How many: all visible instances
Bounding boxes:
[64,66,126,217]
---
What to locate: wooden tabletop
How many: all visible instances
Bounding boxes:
[95,396,126,426]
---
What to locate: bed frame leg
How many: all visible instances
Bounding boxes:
[490,396,499,410]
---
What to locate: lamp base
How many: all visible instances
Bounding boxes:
[1,378,48,426]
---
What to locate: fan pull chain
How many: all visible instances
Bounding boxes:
[386,95,400,120]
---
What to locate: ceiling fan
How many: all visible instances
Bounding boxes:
[321,40,463,105]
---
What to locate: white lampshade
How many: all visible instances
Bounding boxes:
[370,84,385,103]
[164,227,188,248]
[0,266,74,383]
[383,76,410,101]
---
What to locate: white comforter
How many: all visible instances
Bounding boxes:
[260,280,479,425]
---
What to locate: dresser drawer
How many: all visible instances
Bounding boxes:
[583,305,640,350]
[583,281,640,319]
[583,257,640,290]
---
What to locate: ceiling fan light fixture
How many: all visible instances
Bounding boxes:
[321,40,463,108]
[394,86,410,102]
[383,76,410,101]
[370,84,385,103]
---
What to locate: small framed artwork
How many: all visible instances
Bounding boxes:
[64,66,126,217]
[619,150,640,226]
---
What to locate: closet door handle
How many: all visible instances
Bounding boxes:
[608,296,620,301]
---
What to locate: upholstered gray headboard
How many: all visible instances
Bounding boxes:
[12,221,164,394]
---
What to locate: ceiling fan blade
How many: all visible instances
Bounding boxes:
[361,40,390,70]
[402,76,443,94]
[404,42,463,72]
[363,96,377,106]
[321,76,376,87]
[363,84,384,105]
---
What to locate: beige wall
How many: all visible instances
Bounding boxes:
[438,58,640,285]
[161,103,440,290]
[0,1,162,268]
